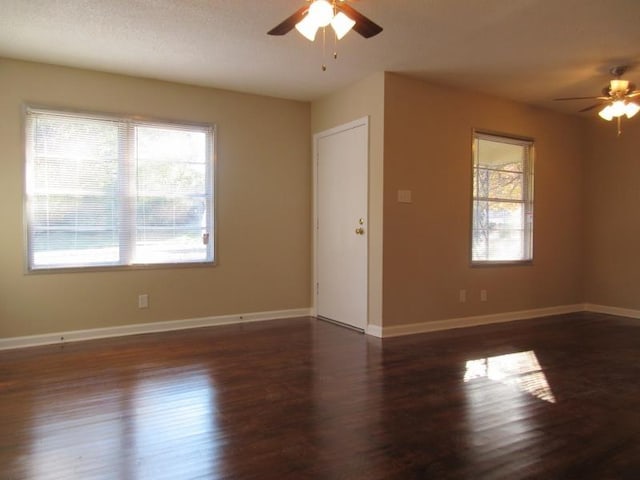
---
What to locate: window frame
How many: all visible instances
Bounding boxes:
[470,130,534,266]
[23,105,217,273]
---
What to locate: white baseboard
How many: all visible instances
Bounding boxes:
[0,308,312,351]
[365,324,383,338]
[3,303,637,350]
[375,304,586,338]
[583,303,640,319]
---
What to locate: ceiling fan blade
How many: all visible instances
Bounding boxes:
[627,91,640,98]
[267,6,309,36]
[579,102,605,112]
[335,3,383,38]
[554,96,603,101]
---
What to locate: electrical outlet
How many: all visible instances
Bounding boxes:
[138,294,149,309]
[480,289,487,302]
[459,289,467,303]
[397,190,412,203]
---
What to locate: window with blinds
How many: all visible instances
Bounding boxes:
[472,132,533,263]
[25,107,215,271]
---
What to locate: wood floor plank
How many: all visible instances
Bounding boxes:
[0,313,638,479]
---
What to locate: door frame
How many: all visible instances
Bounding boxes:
[312,116,369,330]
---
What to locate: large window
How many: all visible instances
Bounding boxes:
[472,132,533,263]
[25,107,215,271]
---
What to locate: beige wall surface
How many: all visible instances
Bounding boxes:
[382,73,586,326]
[311,72,385,327]
[5,58,635,340]
[0,59,311,338]
[584,119,640,309]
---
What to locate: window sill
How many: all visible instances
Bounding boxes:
[470,260,533,268]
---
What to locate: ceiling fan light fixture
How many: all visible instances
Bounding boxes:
[610,100,627,117]
[308,0,334,28]
[295,14,319,41]
[598,100,638,122]
[331,11,356,39]
[610,79,630,94]
[624,101,640,119]
[554,66,638,134]
[598,105,614,121]
[269,0,382,46]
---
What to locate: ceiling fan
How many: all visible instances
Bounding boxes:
[267,0,383,41]
[554,66,640,135]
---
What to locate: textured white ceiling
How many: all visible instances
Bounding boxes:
[1,0,640,115]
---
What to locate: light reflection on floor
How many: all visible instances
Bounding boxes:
[133,370,219,478]
[464,350,556,403]
[28,368,219,479]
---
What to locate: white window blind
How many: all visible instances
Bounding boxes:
[472,132,533,263]
[25,107,214,271]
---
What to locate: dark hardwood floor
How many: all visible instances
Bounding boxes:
[0,312,638,479]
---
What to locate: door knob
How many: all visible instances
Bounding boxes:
[355,227,365,235]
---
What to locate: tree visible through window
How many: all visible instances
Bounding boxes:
[25,107,215,271]
[472,132,533,263]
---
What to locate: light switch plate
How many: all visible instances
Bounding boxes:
[138,294,149,309]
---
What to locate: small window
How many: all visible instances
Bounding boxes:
[25,107,215,271]
[472,132,533,264]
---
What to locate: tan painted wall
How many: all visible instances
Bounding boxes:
[383,73,586,326]
[0,58,311,338]
[4,59,630,339]
[584,118,640,310]
[311,72,385,327]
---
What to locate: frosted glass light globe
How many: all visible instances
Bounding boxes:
[308,0,334,28]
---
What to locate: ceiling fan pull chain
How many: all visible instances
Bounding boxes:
[321,27,327,71]
[333,1,338,59]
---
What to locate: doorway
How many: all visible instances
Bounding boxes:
[314,118,368,331]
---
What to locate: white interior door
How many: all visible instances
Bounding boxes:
[316,119,368,330]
